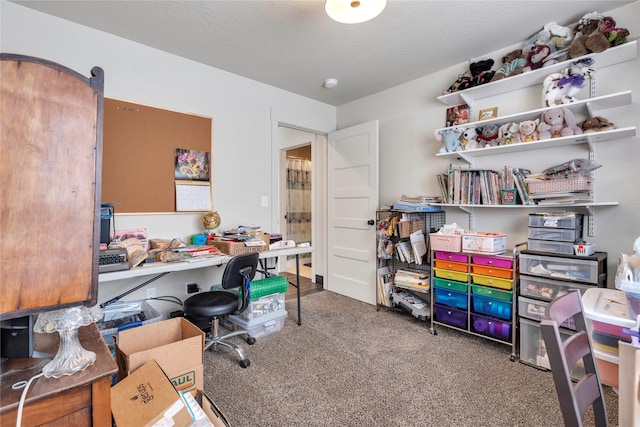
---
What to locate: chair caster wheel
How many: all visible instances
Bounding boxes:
[240,359,250,368]
[246,336,256,345]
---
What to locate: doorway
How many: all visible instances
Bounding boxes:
[285,146,312,279]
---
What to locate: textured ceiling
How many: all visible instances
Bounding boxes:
[12,0,634,106]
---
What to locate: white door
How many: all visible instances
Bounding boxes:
[327,121,379,304]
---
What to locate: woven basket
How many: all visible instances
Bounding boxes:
[527,177,593,194]
[429,233,462,252]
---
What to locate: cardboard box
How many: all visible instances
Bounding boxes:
[462,232,507,254]
[196,390,232,427]
[116,317,205,393]
[111,359,194,427]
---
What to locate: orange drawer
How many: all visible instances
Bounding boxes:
[471,264,512,279]
[434,259,468,273]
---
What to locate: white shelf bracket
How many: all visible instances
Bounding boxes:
[586,205,595,237]
[460,92,474,120]
[458,206,475,230]
[455,151,473,165]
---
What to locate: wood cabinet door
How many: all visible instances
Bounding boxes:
[0,55,104,318]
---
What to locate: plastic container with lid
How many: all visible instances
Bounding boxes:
[582,288,635,355]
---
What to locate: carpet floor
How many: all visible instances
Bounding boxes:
[203,291,619,426]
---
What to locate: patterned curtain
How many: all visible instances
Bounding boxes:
[286,157,312,247]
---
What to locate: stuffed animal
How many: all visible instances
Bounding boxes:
[519,119,540,142]
[544,21,575,50]
[477,123,500,147]
[599,16,629,47]
[443,71,473,95]
[569,12,611,58]
[470,59,495,86]
[435,128,463,153]
[582,116,615,133]
[491,49,527,82]
[542,58,595,107]
[460,127,480,150]
[497,122,521,145]
[537,108,583,140]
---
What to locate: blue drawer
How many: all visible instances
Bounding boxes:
[434,287,468,310]
[471,294,512,320]
[434,304,468,329]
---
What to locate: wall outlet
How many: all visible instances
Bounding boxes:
[186,283,200,294]
[261,195,268,207]
[146,287,157,299]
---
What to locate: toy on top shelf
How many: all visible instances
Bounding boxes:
[522,22,574,72]
[491,49,527,82]
[542,57,595,107]
[537,107,583,140]
[442,59,495,95]
[569,12,629,59]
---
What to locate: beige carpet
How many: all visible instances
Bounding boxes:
[203,291,618,426]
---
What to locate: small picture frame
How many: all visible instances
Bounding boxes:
[478,107,498,121]
[445,104,469,127]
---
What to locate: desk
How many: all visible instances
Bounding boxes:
[99,246,312,325]
[0,323,117,426]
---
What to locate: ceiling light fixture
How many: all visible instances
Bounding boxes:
[325,0,387,24]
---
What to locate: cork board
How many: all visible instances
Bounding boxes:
[102,98,213,212]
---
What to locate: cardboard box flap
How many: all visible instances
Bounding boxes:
[111,359,193,427]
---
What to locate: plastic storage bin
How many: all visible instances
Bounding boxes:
[241,292,285,320]
[470,313,511,341]
[582,288,635,356]
[519,274,593,302]
[528,227,582,242]
[527,239,575,255]
[470,273,513,290]
[470,284,512,301]
[519,317,585,378]
[434,259,468,272]
[434,251,468,263]
[519,252,607,285]
[434,267,469,283]
[518,296,575,329]
[434,277,468,293]
[471,254,513,269]
[97,300,162,346]
[528,212,584,229]
[434,287,468,310]
[434,304,467,329]
[470,264,513,279]
[471,295,512,320]
[228,309,287,339]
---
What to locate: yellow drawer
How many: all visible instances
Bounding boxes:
[434,268,469,283]
[471,273,513,290]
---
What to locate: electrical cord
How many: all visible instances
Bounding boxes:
[13,371,45,427]
[149,295,184,306]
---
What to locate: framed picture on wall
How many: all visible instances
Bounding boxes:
[478,107,498,121]
[445,104,469,127]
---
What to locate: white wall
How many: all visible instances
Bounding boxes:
[1,2,337,315]
[337,1,640,287]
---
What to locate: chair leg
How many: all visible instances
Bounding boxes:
[205,317,252,368]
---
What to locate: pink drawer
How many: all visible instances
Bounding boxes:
[435,251,468,263]
[471,254,513,269]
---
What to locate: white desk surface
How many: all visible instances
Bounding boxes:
[99,246,313,283]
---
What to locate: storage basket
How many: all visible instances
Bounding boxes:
[527,177,593,194]
[429,233,462,252]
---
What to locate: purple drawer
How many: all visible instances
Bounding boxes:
[471,255,513,269]
[471,313,511,341]
[435,251,468,263]
[434,304,468,329]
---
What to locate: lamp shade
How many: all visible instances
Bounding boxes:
[325,0,387,24]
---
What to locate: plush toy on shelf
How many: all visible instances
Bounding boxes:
[497,122,521,145]
[477,123,500,147]
[491,49,527,82]
[442,70,474,95]
[542,58,595,107]
[460,127,481,150]
[519,119,540,142]
[582,116,615,133]
[435,128,463,153]
[470,59,496,86]
[599,17,629,47]
[537,108,583,140]
[569,12,611,58]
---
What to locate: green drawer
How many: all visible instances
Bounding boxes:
[470,284,512,301]
[434,277,468,293]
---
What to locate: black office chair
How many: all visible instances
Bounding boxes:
[183,252,259,368]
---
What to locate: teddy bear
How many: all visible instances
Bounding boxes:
[477,123,500,147]
[470,59,496,86]
[599,16,629,47]
[582,116,615,133]
[497,122,521,145]
[460,127,481,150]
[569,12,611,58]
[435,128,463,153]
[519,119,540,142]
[537,108,583,140]
[491,49,527,82]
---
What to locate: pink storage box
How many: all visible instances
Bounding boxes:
[430,234,462,253]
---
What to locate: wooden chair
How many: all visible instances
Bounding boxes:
[540,290,608,427]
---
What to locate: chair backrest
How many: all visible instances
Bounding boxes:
[540,290,609,427]
[221,252,258,314]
